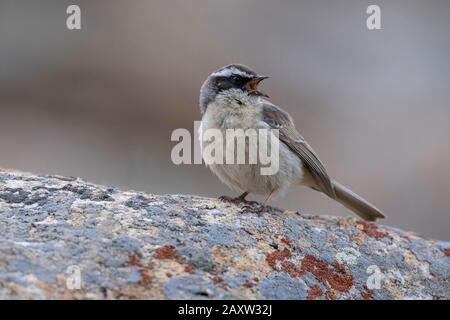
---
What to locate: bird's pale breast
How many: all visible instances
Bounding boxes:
[200,98,304,197]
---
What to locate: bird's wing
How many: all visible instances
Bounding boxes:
[261,102,336,198]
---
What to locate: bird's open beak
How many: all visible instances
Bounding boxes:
[245,75,270,98]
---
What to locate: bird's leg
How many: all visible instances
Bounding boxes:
[236,191,250,202]
[239,188,278,214]
[219,191,253,204]
[219,191,247,203]
[246,188,277,214]
[262,188,276,206]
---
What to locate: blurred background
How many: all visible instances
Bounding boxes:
[1,0,449,240]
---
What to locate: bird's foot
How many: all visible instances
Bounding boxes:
[219,195,259,206]
[241,199,260,206]
[218,192,258,206]
[219,193,277,215]
[219,195,241,204]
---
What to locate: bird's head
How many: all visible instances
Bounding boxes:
[199,64,269,114]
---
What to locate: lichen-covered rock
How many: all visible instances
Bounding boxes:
[0,169,449,299]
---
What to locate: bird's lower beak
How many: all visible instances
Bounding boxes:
[246,75,270,98]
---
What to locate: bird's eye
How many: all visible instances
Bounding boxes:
[230,75,242,83]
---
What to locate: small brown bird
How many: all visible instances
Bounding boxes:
[199,64,385,221]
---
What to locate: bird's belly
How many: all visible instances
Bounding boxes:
[200,117,304,196]
[215,142,303,196]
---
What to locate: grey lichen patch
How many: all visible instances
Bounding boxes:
[258,273,308,299]
[163,275,230,299]
[0,168,449,299]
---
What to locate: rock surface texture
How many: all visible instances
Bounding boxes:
[0,169,449,299]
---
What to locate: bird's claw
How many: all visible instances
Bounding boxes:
[219,195,258,206]
[242,200,260,206]
[218,195,237,203]
[219,195,277,215]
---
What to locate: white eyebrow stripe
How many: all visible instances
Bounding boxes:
[212,67,253,78]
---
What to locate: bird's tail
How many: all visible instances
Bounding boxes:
[331,180,385,222]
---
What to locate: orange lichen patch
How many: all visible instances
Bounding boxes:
[361,285,374,300]
[356,221,387,239]
[140,268,152,286]
[184,264,195,274]
[128,253,143,267]
[127,254,154,286]
[281,260,302,278]
[307,285,323,300]
[212,276,224,284]
[211,276,227,290]
[352,234,365,245]
[327,274,353,292]
[361,291,373,300]
[266,249,291,270]
[442,248,450,257]
[166,272,173,278]
[280,238,293,245]
[152,245,197,277]
[325,291,336,300]
[154,245,180,260]
[242,280,255,288]
[142,262,154,286]
[300,255,354,292]
[333,261,346,273]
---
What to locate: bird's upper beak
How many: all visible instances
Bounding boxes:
[245,75,270,98]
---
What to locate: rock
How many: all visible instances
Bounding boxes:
[0,168,449,300]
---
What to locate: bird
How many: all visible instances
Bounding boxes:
[198,64,385,221]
